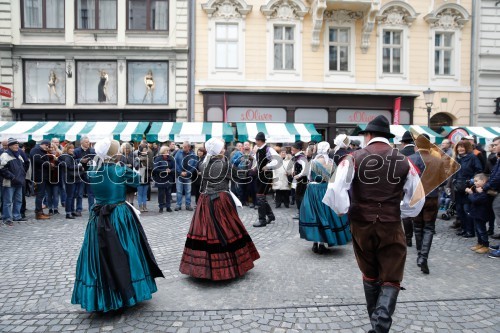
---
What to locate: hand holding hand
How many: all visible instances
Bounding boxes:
[476,187,483,193]
[465,188,472,194]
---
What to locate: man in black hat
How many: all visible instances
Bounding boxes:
[252,132,281,227]
[323,115,424,333]
[399,130,416,247]
[0,138,29,226]
[30,139,52,220]
[290,141,308,220]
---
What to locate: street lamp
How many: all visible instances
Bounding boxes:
[423,88,435,127]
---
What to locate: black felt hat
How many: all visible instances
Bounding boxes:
[400,131,413,143]
[292,141,304,150]
[358,115,395,139]
[255,132,266,142]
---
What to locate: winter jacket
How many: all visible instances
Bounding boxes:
[483,157,500,192]
[174,149,197,183]
[273,159,291,191]
[30,145,51,183]
[453,153,482,182]
[58,153,83,184]
[400,144,416,157]
[0,149,27,187]
[468,190,494,222]
[152,155,175,188]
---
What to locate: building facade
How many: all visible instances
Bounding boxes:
[194,0,473,142]
[472,0,500,126]
[2,0,189,122]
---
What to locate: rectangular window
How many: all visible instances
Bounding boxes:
[435,32,454,76]
[128,0,169,31]
[22,0,64,29]
[329,28,350,71]
[215,23,238,69]
[76,61,118,104]
[76,0,117,30]
[273,25,294,70]
[127,61,169,104]
[76,0,116,30]
[382,30,402,74]
[24,60,66,104]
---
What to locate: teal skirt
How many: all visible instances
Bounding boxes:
[299,183,352,247]
[71,204,158,312]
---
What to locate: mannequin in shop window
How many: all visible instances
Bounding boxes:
[98,70,109,102]
[48,70,60,103]
[142,70,155,103]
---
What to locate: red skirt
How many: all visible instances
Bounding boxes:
[179,192,260,280]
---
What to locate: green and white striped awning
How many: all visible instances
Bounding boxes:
[146,122,234,142]
[441,126,500,145]
[237,123,322,143]
[354,125,444,143]
[0,121,148,142]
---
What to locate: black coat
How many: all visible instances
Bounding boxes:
[29,145,50,183]
[152,155,175,188]
[58,153,83,184]
[0,149,27,187]
[400,144,416,157]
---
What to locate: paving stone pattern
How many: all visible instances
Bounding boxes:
[0,194,499,332]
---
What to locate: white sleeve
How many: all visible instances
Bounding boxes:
[400,160,425,218]
[322,156,354,215]
[266,148,282,170]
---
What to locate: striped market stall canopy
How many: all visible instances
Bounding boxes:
[146,122,234,143]
[354,125,444,144]
[0,121,148,142]
[441,126,500,145]
[236,123,322,143]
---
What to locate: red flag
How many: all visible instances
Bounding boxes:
[393,97,401,125]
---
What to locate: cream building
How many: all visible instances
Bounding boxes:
[2,0,189,122]
[194,0,472,142]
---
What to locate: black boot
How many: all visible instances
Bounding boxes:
[253,196,268,228]
[420,221,435,274]
[414,221,423,267]
[363,280,381,321]
[265,201,275,224]
[370,285,399,333]
[402,218,413,247]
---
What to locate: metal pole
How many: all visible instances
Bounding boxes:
[427,106,431,128]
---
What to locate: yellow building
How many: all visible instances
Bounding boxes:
[194,0,472,142]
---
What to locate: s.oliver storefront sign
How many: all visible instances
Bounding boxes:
[227,107,287,122]
[336,109,410,124]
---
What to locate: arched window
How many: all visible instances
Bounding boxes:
[430,112,453,132]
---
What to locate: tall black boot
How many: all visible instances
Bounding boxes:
[369,285,399,333]
[402,218,414,247]
[265,201,275,224]
[420,221,435,274]
[363,280,381,321]
[413,221,423,267]
[253,196,267,227]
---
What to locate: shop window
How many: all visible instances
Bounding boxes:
[22,0,64,29]
[295,108,328,124]
[430,113,453,132]
[76,61,117,104]
[207,107,223,122]
[24,60,66,104]
[128,0,169,31]
[127,61,169,104]
[76,0,117,30]
[273,25,295,70]
[215,23,239,69]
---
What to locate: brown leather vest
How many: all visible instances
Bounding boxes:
[349,142,410,222]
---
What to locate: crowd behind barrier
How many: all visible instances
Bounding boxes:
[0,134,499,258]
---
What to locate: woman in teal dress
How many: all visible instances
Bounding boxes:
[72,139,163,312]
[299,141,351,254]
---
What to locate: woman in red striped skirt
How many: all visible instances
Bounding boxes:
[179,138,260,280]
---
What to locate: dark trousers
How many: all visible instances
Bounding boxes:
[35,181,47,213]
[65,183,78,214]
[351,219,406,283]
[241,177,257,205]
[21,184,26,216]
[455,191,474,235]
[158,185,173,209]
[256,179,273,221]
[275,190,290,207]
[402,218,414,242]
[295,181,307,213]
[474,218,489,247]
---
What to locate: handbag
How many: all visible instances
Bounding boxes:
[453,179,467,193]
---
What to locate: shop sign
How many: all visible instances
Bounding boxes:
[0,86,12,98]
[448,128,469,144]
[227,107,286,122]
[336,109,392,124]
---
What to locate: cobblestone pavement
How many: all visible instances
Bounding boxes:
[0,194,499,332]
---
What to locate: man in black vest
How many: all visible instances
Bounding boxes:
[323,116,424,333]
[252,132,280,228]
[400,130,416,247]
[291,141,308,220]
